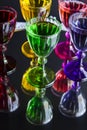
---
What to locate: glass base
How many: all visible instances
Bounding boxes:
[59,89,86,117]
[21,68,35,95]
[51,87,63,97]
[21,85,35,96]
[21,41,35,58]
[0,77,19,112]
[51,69,72,97]
[26,95,53,125]
[27,66,55,88]
[6,55,16,75]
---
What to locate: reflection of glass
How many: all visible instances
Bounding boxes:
[25,16,61,125]
[59,12,87,117]
[19,0,52,95]
[0,6,19,112]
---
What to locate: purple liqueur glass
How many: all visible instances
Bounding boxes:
[59,12,87,117]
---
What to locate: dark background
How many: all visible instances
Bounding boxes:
[0,0,87,130]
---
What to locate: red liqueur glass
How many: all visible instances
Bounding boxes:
[0,6,17,75]
[0,6,19,112]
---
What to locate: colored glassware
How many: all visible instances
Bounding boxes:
[51,32,75,97]
[58,0,87,28]
[0,6,19,112]
[0,6,18,75]
[59,12,87,117]
[19,0,52,95]
[53,0,87,97]
[25,16,61,125]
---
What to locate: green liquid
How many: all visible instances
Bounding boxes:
[26,88,53,124]
[26,21,60,57]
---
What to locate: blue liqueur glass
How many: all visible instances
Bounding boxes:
[59,12,87,117]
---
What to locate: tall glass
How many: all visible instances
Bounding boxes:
[51,0,87,96]
[19,0,52,95]
[59,12,87,117]
[0,6,19,112]
[51,32,75,96]
[25,16,61,125]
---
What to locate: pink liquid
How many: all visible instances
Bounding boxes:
[59,1,87,27]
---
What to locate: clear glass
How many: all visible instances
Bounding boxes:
[59,12,87,117]
[0,6,19,112]
[25,16,61,125]
[19,0,52,95]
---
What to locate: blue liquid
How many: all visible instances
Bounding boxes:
[71,18,87,51]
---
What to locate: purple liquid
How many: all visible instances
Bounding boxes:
[70,18,87,51]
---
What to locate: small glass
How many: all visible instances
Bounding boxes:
[25,16,61,125]
[19,0,52,95]
[59,12,87,117]
[0,6,19,112]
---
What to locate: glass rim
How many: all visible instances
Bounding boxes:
[69,12,87,33]
[58,1,87,13]
[20,0,52,10]
[26,16,62,38]
[0,6,17,24]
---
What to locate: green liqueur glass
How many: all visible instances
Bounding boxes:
[25,16,61,125]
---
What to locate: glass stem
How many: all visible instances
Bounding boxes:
[35,87,46,98]
[0,44,9,87]
[62,59,68,68]
[30,56,38,68]
[72,81,80,91]
[38,57,47,77]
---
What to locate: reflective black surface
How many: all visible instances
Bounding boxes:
[1,0,87,130]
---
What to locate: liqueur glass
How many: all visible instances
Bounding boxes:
[58,0,87,51]
[58,0,87,29]
[51,32,75,97]
[25,16,61,125]
[0,6,19,112]
[59,12,87,117]
[52,0,87,97]
[19,0,52,95]
[0,6,18,75]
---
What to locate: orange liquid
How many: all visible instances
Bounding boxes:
[59,1,86,27]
